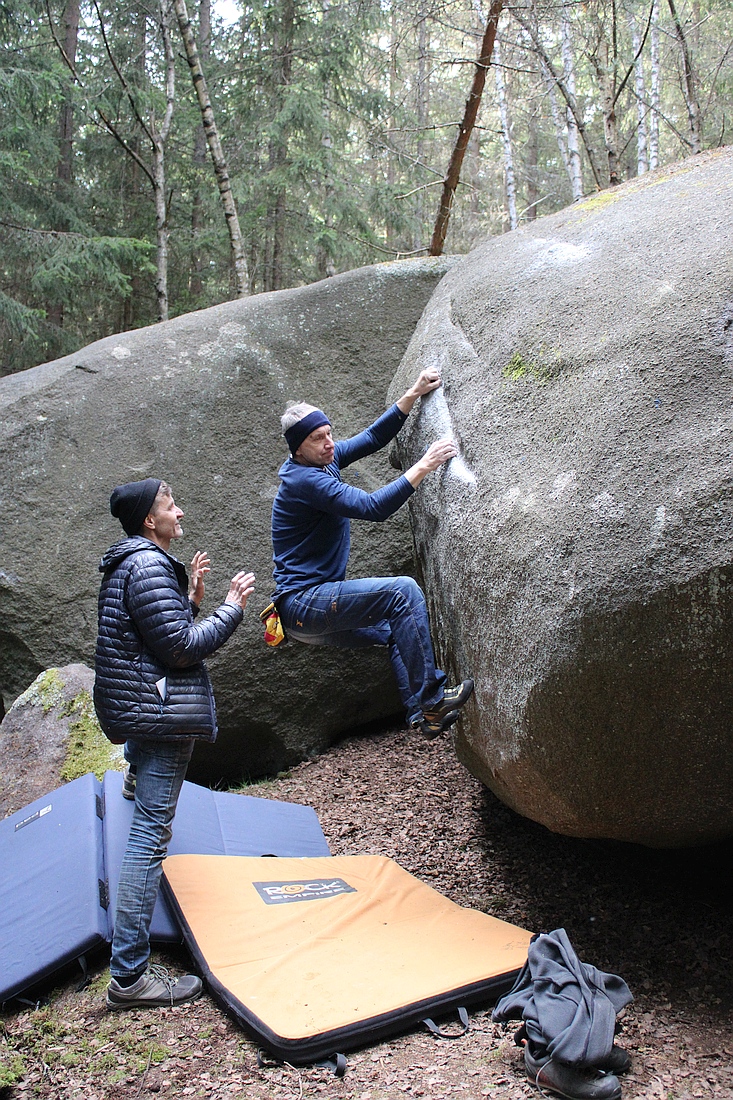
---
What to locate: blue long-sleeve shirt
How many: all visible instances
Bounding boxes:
[272,404,414,597]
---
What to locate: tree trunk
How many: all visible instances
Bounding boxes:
[525,90,539,220]
[589,13,622,186]
[493,36,517,230]
[48,0,80,330]
[415,3,429,244]
[428,0,503,256]
[629,12,649,175]
[264,0,295,291]
[190,0,211,300]
[601,53,621,185]
[649,0,661,169]
[152,1,176,322]
[154,142,169,322]
[386,1,399,251]
[666,0,702,153]
[173,0,249,296]
[315,0,336,280]
[57,0,79,190]
[561,4,583,199]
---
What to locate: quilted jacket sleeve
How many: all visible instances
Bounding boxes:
[126,552,242,668]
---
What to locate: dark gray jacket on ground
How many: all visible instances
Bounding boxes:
[94,537,242,744]
[492,928,633,1067]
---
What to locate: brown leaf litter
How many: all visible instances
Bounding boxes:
[2,724,732,1099]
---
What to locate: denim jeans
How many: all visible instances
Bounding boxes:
[110,736,194,979]
[278,576,446,723]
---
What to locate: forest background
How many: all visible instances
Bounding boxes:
[1,0,731,377]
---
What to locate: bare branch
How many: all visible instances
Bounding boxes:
[96,109,156,187]
[91,0,156,149]
[509,4,604,188]
[44,0,82,83]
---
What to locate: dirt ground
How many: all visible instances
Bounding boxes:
[2,724,732,1099]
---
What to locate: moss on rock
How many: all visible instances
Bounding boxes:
[8,667,124,782]
[60,688,123,781]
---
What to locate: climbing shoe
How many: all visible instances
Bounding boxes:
[411,679,474,740]
[524,1047,622,1100]
[107,964,202,1010]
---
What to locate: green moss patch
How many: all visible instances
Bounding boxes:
[502,350,567,384]
[60,688,123,781]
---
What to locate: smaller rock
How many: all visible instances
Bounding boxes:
[0,663,124,818]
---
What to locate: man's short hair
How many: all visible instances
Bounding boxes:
[281,404,331,456]
[281,402,320,435]
[150,481,172,512]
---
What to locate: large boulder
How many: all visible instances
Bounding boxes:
[0,664,124,818]
[389,150,733,847]
[0,258,455,784]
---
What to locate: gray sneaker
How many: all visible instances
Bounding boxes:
[107,965,202,1010]
[121,765,136,801]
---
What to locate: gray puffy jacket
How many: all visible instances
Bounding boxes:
[93,537,242,743]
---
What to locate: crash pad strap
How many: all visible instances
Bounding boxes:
[423,1005,470,1039]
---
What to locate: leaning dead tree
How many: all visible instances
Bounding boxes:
[428,0,503,256]
[173,0,249,296]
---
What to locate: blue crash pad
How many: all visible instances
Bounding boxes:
[102,771,331,941]
[0,771,330,1001]
[0,773,109,1002]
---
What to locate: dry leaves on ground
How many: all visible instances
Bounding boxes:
[2,724,732,1099]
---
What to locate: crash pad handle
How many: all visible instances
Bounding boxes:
[423,1005,470,1039]
[256,1049,347,1077]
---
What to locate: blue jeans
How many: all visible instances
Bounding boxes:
[278,576,446,723]
[110,737,194,979]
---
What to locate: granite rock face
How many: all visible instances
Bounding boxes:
[389,150,733,847]
[0,258,454,784]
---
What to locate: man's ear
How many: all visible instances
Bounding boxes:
[141,511,156,533]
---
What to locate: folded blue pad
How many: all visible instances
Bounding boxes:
[0,772,330,1001]
[0,773,109,1002]
[102,772,331,941]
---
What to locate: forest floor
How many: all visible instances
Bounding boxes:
[2,724,732,1100]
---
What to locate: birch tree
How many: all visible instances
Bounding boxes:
[649,0,661,168]
[493,35,518,229]
[510,5,605,189]
[173,0,249,296]
[152,2,176,321]
[628,8,649,175]
[561,3,583,198]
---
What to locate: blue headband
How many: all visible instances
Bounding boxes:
[284,409,331,455]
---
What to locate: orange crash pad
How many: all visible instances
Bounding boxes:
[162,854,532,1063]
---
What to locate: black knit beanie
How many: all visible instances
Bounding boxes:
[110,478,162,536]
